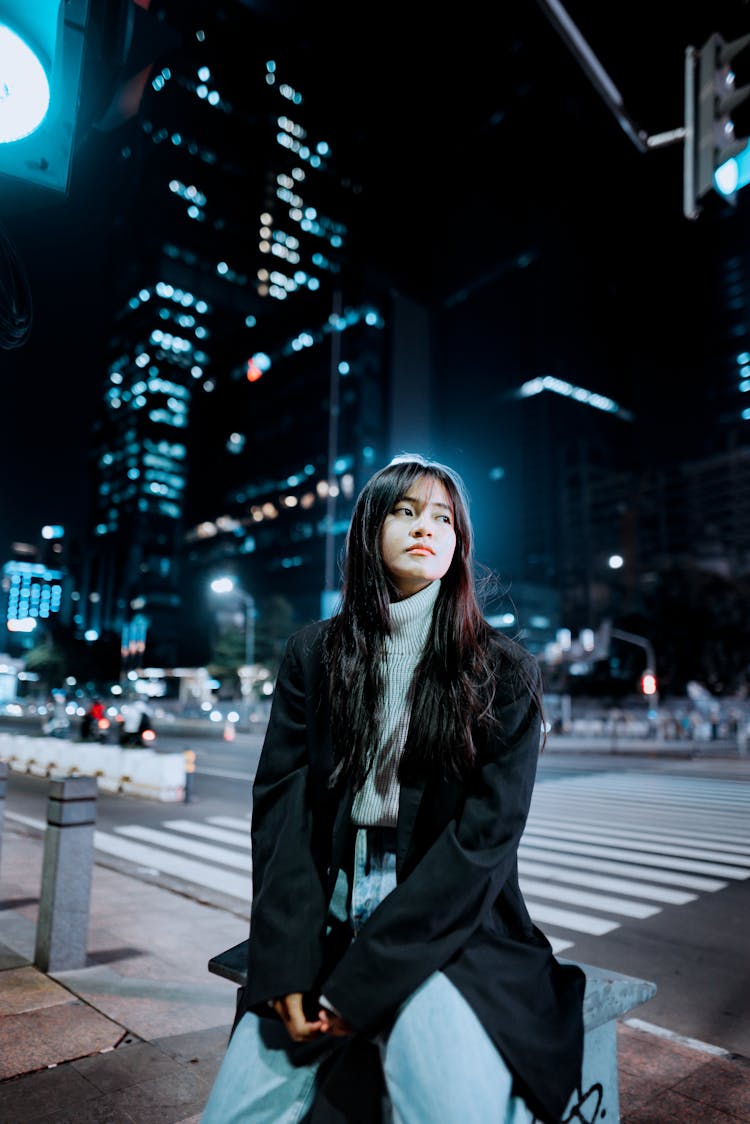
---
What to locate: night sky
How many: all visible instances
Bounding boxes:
[0,1,747,558]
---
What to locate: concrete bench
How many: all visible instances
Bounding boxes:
[209,940,656,1122]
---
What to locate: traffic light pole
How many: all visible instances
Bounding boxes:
[682,46,698,220]
[536,2,750,222]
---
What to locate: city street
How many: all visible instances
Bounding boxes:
[3,731,750,1060]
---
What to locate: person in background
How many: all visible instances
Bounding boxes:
[202,454,585,1124]
[43,690,70,737]
[80,697,105,740]
[118,696,153,746]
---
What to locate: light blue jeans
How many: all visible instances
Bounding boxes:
[201,828,534,1124]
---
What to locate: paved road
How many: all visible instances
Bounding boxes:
[4,736,750,1055]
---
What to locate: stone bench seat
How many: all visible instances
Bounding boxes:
[209,939,657,1123]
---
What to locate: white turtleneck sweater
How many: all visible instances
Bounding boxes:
[351,579,440,828]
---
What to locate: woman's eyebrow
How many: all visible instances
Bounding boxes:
[400,495,453,512]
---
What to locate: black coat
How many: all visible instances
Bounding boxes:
[238,620,585,1124]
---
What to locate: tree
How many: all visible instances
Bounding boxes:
[254,595,296,674]
[208,627,245,697]
[24,639,67,690]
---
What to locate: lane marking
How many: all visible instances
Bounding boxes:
[195,766,253,781]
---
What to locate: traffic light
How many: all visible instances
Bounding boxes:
[696,31,750,204]
[0,0,179,195]
[0,0,88,193]
[640,670,658,698]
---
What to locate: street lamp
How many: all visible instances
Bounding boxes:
[210,576,255,668]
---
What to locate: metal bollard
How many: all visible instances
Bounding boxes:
[0,760,7,872]
[184,749,196,803]
[34,775,98,972]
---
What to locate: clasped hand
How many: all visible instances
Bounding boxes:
[271,992,354,1041]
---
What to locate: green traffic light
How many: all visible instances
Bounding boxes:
[715,140,750,196]
[0,23,50,143]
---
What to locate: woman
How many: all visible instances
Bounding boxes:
[202,454,585,1124]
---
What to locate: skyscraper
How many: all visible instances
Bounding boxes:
[81,1,410,664]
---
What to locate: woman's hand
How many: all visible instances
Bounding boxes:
[318,1006,355,1037]
[271,993,325,1041]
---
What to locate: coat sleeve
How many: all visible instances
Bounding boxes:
[243,634,329,1008]
[320,656,542,1035]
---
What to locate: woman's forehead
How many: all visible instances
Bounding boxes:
[399,474,453,509]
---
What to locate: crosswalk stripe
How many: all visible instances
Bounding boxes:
[208,815,253,831]
[547,936,574,954]
[524,825,750,868]
[517,859,697,905]
[532,791,750,818]
[115,825,252,871]
[519,878,660,918]
[93,831,251,900]
[521,832,748,879]
[533,800,750,832]
[521,881,656,917]
[160,820,252,849]
[527,817,750,856]
[537,809,750,845]
[524,902,619,935]
[519,844,727,891]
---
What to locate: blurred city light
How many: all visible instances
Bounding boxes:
[246,352,271,382]
[210,576,235,595]
[0,23,50,142]
[608,554,624,569]
[7,616,36,632]
[517,375,633,420]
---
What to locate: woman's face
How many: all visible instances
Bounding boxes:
[380,474,457,598]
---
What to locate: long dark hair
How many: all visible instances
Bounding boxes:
[325,455,543,789]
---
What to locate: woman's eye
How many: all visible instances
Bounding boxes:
[395,505,413,516]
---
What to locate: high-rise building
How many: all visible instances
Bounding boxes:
[80,1,383,664]
[0,529,73,653]
[492,376,637,630]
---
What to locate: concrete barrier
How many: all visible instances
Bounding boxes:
[0,733,186,802]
